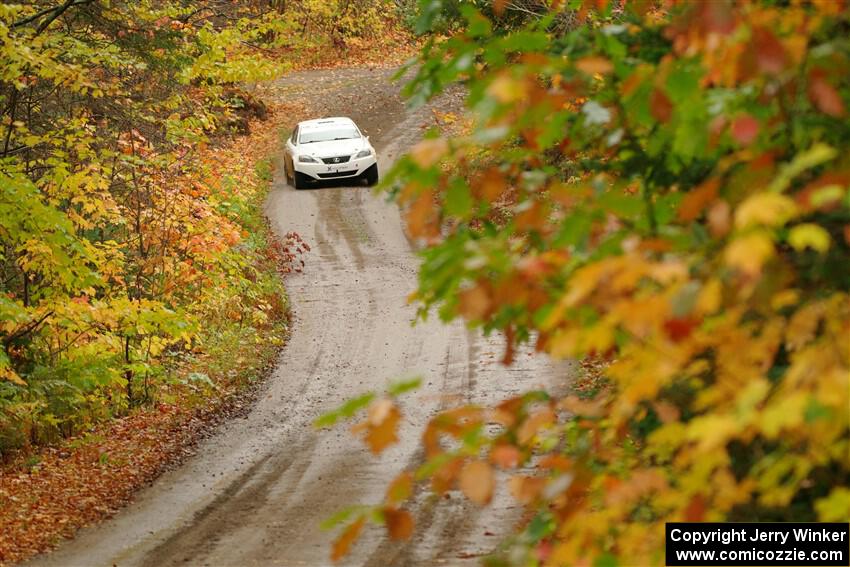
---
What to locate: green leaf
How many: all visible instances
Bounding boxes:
[314,393,376,428]
[388,377,422,397]
[769,143,838,193]
[445,181,473,218]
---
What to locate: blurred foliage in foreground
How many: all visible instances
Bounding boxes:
[323,0,850,564]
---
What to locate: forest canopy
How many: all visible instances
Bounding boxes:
[0,0,403,451]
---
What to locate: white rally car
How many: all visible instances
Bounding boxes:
[283,117,378,189]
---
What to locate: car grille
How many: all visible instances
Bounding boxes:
[320,155,351,164]
[317,170,357,178]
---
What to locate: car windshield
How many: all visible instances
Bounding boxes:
[299,126,359,144]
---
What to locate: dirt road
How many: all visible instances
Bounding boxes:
[32,67,569,567]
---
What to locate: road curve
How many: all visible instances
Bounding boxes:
[31,67,570,567]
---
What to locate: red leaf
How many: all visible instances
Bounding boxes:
[701,0,736,34]
[809,69,846,117]
[684,494,707,522]
[730,114,759,145]
[664,317,698,342]
[650,88,673,123]
[752,28,787,75]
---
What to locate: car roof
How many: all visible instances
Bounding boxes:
[298,117,356,131]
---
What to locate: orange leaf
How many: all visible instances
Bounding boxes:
[431,456,463,494]
[651,401,681,424]
[678,178,719,221]
[538,455,573,472]
[509,475,545,504]
[406,190,437,239]
[490,445,521,469]
[575,56,614,76]
[457,284,492,321]
[517,408,556,444]
[383,507,414,540]
[558,395,606,418]
[459,460,495,505]
[331,516,365,562]
[355,399,401,454]
[514,201,549,232]
[474,167,508,201]
[410,138,448,168]
[385,472,413,505]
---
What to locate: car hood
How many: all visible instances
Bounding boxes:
[297,139,368,157]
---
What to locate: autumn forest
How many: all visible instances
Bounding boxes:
[1,0,849,566]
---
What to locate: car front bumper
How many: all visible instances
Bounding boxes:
[294,155,377,181]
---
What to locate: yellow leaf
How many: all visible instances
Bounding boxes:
[735,193,798,229]
[770,289,799,310]
[686,414,738,452]
[724,232,775,276]
[1,367,26,386]
[788,223,831,253]
[759,393,807,439]
[816,487,850,522]
[487,74,523,103]
[459,460,495,505]
[695,278,722,315]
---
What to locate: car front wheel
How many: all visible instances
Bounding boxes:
[284,157,293,185]
[294,171,310,190]
[363,164,379,186]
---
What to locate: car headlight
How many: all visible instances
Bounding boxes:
[355,149,372,158]
[298,155,318,163]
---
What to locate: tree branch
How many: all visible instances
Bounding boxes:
[12,0,95,36]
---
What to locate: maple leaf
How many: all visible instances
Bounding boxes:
[459,460,495,505]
